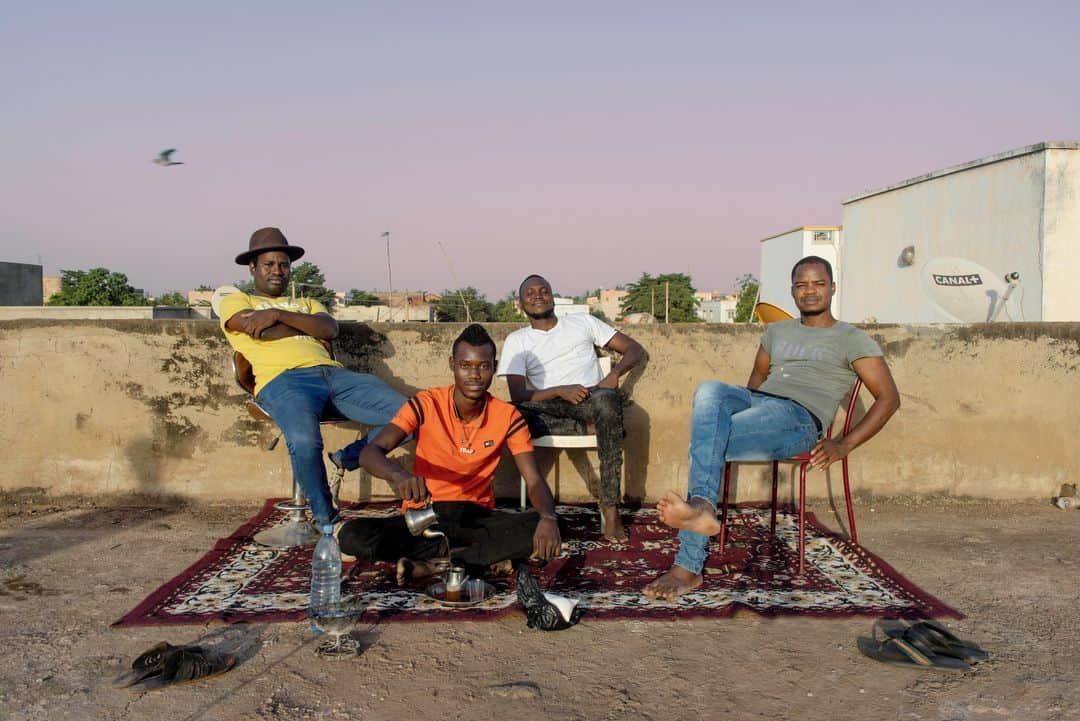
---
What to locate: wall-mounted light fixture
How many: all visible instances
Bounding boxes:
[899,245,916,266]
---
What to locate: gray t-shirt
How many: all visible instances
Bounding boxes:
[758,320,883,432]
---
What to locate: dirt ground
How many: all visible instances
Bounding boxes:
[1,489,1078,721]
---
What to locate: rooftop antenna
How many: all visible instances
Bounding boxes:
[382,231,393,322]
[436,241,471,322]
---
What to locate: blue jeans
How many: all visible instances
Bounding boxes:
[673,381,819,574]
[256,366,407,526]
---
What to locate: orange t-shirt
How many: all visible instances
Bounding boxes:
[390,385,533,509]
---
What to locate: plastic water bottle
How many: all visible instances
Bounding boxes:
[309,524,342,632]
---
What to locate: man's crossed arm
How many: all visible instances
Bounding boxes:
[225,307,338,341]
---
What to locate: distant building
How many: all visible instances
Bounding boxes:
[187,290,214,307]
[0,262,43,305]
[699,294,739,323]
[758,227,841,318]
[553,297,589,317]
[839,141,1080,322]
[589,288,627,320]
[336,305,435,322]
[758,142,1080,323]
[334,290,438,322]
[42,275,61,304]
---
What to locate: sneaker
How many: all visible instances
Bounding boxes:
[328,437,367,472]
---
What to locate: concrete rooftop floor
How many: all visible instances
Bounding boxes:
[1,490,1078,721]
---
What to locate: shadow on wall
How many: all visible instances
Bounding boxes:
[489,347,653,505]
[317,323,424,501]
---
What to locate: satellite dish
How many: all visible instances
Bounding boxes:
[754,302,794,324]
[921,257,1020,322]
[210,285,241,318]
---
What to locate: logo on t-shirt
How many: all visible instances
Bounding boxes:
[773,340,827,362]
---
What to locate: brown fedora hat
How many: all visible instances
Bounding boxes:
[235,227,306,265]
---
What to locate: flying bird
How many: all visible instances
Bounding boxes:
[153,149,183,166]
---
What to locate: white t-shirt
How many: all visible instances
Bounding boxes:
[497,313,618,389]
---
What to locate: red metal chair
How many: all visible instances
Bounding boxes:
[717,378,863,575]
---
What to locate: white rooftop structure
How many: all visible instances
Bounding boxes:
[839,141,1080,323]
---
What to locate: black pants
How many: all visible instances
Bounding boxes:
[516,387,625,506]
[338,502,540,575]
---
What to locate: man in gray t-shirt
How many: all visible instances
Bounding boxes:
[758,319,884,432]
[644,255,900,600]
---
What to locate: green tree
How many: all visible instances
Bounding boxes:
[733,273,760,323]
[289,262,337,312]
[492,292,525,322]
[590,306,610,322]
[155,291,189,307]
[234,279,255,294]
[435,287,492,322]
[345,289,381,306]
[195,284,214,291]
[619,273,700,322]
[46,268,151,306]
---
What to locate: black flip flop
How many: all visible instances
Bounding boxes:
[912,620,989,663]
[858,624,971,672]
[876,619,988,663]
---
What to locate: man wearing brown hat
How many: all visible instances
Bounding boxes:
[220,227,408,527]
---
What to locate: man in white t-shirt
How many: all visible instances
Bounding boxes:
[496,275,647,541]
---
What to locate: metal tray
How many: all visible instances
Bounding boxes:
[423,579,497,607]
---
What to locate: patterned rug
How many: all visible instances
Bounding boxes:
[113,500,960,627]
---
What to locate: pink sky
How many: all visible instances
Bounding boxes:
[2,2,1077,299]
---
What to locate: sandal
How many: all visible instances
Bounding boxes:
[876,619,988,663]
[117,642,236,690]
[858,622,971,672]
[114,642,177,688]
[137,645,237,690]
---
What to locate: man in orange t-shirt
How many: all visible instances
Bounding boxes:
[337,324,562,583]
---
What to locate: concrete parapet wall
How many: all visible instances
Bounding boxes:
[1,320,1077,502]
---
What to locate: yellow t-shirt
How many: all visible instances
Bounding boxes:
[219,292,342,397]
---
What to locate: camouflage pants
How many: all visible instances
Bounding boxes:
[515,388,625,506]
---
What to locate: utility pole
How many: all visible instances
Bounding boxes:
[436,240,471,322]
[382,231,393,322]
[665,281,670,324]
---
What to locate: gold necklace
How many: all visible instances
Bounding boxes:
[458,421,481,455]
[455,398,485,455]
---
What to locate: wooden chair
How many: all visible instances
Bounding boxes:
[232,347,349,548]
[519,356,612,508]
[717,378,863,574]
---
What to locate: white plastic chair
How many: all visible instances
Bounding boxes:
[520,356,612,508]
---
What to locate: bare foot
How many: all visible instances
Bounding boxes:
[655,490,722,536]
[395,557,441,586]
[599,505,629,542]
[642,565,703,600]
